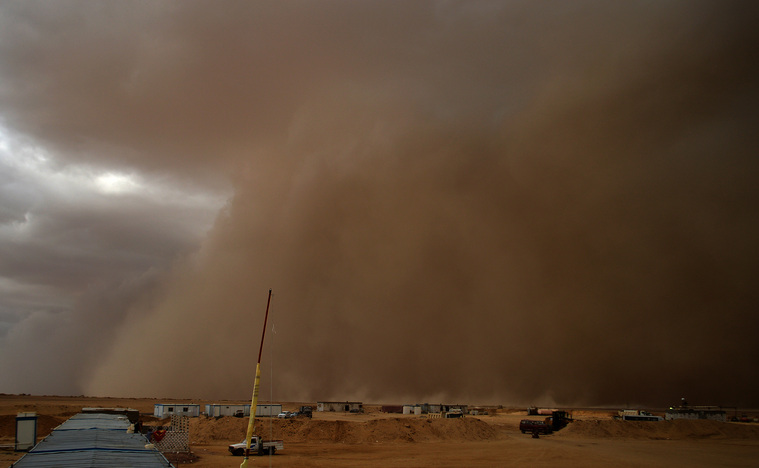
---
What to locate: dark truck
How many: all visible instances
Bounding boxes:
[296,405,313,418]
[520,410,573,435]
[519,419,553,435]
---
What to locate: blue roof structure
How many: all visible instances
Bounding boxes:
[12,413,173,467]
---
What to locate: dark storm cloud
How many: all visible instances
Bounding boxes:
[0,1,757,407]
[0,130,224,392]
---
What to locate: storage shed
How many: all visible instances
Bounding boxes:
[154,403,200,418]
[317,401,363,412]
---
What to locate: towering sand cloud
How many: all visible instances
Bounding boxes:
[0,1,756,406]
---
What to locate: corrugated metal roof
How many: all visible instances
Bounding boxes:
[56,413,134,430]
[12,413,173,468]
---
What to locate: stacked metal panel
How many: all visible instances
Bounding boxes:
[12,413,173,467]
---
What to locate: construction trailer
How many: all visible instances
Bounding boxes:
[254,404,281,417]
[205,404,248,417]
[204,403,282,417]
[153,403,201,418]
[317,401,363,413]
[402,403,469,415]
[665,406,726,422]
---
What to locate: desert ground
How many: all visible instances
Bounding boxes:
[2,394,759,467]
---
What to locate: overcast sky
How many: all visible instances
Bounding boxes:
[1,1,757,408]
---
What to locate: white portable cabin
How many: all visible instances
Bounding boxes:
[153,404,200,418]
[403,403,468,415]
[204,404,281,417]
[205,404,249,417]
[256,404,282,417]
[665,407,726,422]
[317,401,363,412]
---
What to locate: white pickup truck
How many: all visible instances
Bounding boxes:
[228,436,284,456]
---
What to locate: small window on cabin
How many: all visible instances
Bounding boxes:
[183,407,188,412]
[168,407,174,412]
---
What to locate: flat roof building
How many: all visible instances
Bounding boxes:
[154,403,200,418]
[11,412,173,467]
[317,401,363,412]
[666,406,726,422]
[204,403,281,417]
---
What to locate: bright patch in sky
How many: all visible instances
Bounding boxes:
[95,172,140,194]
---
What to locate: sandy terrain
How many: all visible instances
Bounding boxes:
[2,395,758,467]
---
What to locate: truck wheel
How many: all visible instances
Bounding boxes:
[233,448,244,456]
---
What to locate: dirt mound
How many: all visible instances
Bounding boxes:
[558,419,759,440]
[190,416,248,444]
[292,418,499,444]
[189,417,502,445]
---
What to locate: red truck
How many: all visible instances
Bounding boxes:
[519,419,553,435]
[520,410,573,435]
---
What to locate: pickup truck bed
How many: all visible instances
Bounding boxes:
[228,437,284,456]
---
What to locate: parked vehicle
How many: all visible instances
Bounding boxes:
[519,419,553,435]
[618,410,663,421]
[547,410,573,430]
[520,410,573,436]
[277,411,295,419]
[228,436,284,456]
[297,406,314,418]
[445,408,464,418]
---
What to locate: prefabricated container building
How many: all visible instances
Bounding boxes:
[11,413,173,467]
[204,404,281,417]
[666,406,726,422]
[154,403,201,418]
[317,401,363,412]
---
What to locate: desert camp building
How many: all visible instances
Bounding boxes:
[204,403,281,417]
[402,403,469,415]
[12,412,173,468]
[153,403,200,418]
[317,401,363,412]
[665,406,727,422]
